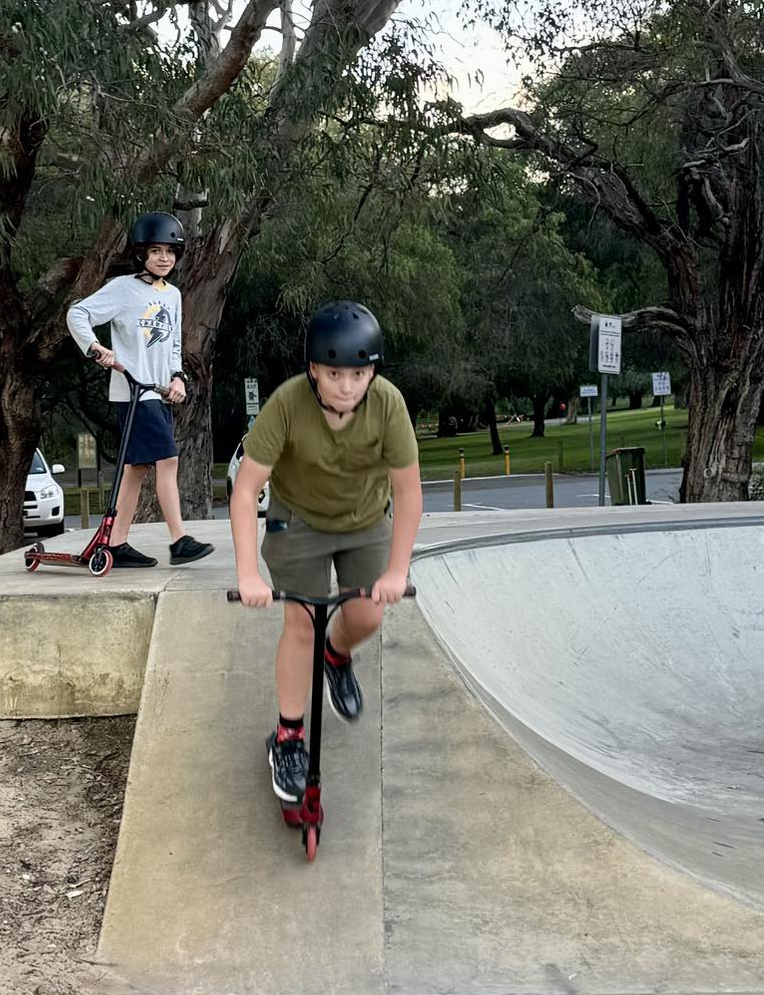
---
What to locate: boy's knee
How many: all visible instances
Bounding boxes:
[341,599,384,633]
[283,604,315,643]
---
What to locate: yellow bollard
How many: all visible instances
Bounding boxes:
[459,448,465,480]
[504,446,510,475]
[453,469,462,511]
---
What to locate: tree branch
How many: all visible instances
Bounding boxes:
[135,0,281,182]
[572,303,692,337]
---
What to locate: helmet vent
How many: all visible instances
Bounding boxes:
[328,348,337,359]
[358,350,367,359]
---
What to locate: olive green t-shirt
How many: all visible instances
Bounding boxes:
[243,374,418,533]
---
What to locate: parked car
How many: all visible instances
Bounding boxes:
[226,437,269,515]
[24,449,66,536]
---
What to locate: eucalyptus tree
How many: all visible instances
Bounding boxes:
[454,0,764,501]
[0,0,421,551]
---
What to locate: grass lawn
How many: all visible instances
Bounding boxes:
[417,405,689,480]
[210,403,764,486]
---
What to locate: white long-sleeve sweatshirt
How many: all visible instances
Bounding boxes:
[67,275,182,402]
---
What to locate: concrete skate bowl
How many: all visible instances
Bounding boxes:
[409,519,764,911]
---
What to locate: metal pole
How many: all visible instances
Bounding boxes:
[459,448,465,480]
[661,396,668,467]
[504,446,510,476]
[588,396,594,472]
[453,469,462,512]
[545,462,554,508]
[598,373,608,506]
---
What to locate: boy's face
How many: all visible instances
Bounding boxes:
[144,243,177,278]
[310,362,374,413]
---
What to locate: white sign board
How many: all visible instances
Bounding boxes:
[597,315,622,374]
[580,384,598,398]
[244,377,259,415]
[652,371,672,396]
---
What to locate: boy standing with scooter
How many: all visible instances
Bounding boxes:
[67,211,214,568]
[230,301,422,803]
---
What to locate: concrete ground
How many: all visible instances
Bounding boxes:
[2,504,764,994]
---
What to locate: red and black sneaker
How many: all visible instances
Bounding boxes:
[324,641,363,722]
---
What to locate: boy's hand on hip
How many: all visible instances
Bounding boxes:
[237,574,273,608]
[168,378,186,403]
[371,570,408,605]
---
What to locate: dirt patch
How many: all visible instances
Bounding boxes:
[0,716,135,995]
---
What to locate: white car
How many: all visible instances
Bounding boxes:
[227,437,269,516]
[24,449,66,536]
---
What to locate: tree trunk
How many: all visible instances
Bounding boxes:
[565,396,579,425]
[628,391,643,410]
[680,355,763,502]
[530,394,547,438]
[0,355,40,553]
[482,400,502,455]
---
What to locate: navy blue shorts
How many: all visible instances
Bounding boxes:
[114,399,178,466]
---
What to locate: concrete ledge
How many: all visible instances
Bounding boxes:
[0,593,155,718]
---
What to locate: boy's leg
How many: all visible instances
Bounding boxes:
[276,601,316,718]
[154,457,184,542]
[268,601,315,803]
[329,597,385,656]
[155,456,215,563]
[110,464,149,545]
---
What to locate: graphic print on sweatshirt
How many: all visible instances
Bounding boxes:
[138,302,174,348]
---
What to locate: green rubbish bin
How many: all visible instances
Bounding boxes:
[606,447,647,505]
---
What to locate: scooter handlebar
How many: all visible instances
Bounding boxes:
[226,584,417,605]
[87,346,171,398]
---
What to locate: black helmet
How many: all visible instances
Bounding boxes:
[305,301,384,368]
[128,212,185,270]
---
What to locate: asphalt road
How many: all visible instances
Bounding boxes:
[61,469,682,533]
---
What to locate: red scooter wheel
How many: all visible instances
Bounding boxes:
[303,825,318,862]
[24,542,44,572]
[88,548,113,577]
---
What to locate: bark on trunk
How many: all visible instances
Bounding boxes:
[565,396,579,425]
[482,400,502,455]
[530,394,547,438]
[0,356,40,552]
[628,392,643,410]
[680,355,763,502]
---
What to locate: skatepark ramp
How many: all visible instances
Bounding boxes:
[410,520,764,911]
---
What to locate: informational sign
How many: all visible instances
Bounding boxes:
[597,315,622,374]
[580,384,598,398]
[244,377,259,416]
[77,433,97,470]
[652,371,672,396]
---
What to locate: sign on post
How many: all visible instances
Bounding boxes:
[77,433,97,470]
[597,315,622,374]
[652,371,672,396]
[244,378,260,416]
[579,384,598,398]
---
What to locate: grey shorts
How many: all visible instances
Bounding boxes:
[261,494,393,598]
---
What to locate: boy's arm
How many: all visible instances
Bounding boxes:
[66,281,122,358]
[230,455,274,607]
[372,461,423,604]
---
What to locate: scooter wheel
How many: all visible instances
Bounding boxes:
[24,542,44,572]
[88,548,113,577]
[303,825,318,863]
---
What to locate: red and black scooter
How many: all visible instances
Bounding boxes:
[23,359,170,578]
[227,584,416,862]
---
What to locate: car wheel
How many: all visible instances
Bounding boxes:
[39,521,65,537]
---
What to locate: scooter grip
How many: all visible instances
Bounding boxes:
[226,589,282,602]
[404,583,417,597]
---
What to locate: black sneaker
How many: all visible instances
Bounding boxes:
[324,645,363,722]
[169,535,215,565]
[108,542,158,568]
[266,732,308,803]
